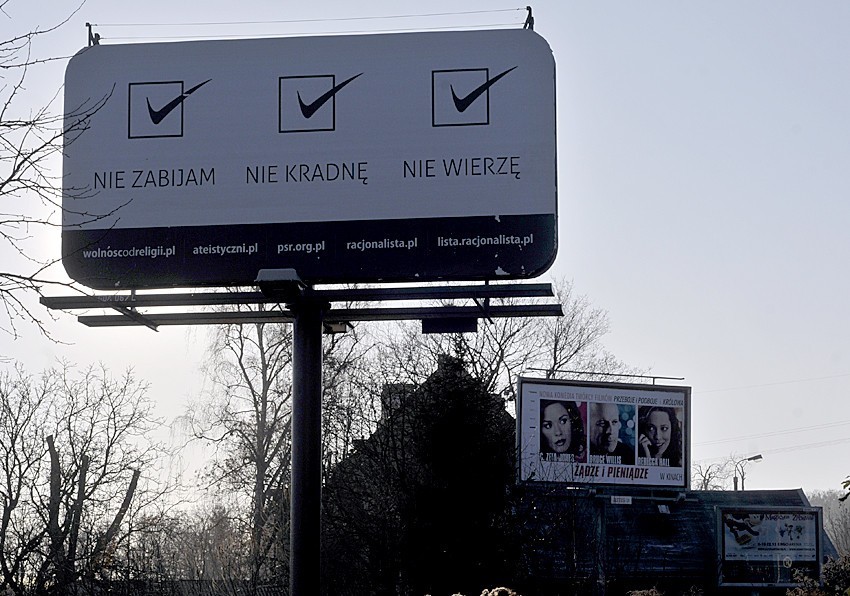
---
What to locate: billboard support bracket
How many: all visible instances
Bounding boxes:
[86,22,100,47]
[473,296,493,324]
[42,281,563,595]
[108,296,159,331]
[524,6,535,30]
[256,268,307,302]
[473,279,494,324]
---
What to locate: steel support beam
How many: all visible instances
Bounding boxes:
[289,296,327,596]
[74,304,563,328]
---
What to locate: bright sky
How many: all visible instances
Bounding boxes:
[5,0,850,493]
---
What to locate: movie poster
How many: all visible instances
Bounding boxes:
[518,379,690,488]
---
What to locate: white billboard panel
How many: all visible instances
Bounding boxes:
[62,30,557,289]
[517,378,691,489]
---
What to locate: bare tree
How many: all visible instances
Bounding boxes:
[536,279,642,377]
[186,315,294,589]
[0,1,112,338]
[0,364,48,594]
[128,502,250,590]
[808,490,850,556]
[184,303,373,590]
[176,280,636,592]
[0,361,164,595]
[691,460,733,491]
[691,453,770,491]
[319,320,376,473]
[373,277,642,401]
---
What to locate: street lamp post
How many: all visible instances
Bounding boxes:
[733,454,763,491]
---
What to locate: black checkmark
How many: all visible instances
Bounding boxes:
[146,79,211,125]
[451,66,516,113]
[297,73,362,119]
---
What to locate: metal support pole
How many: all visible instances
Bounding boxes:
[594,497,606,596]
[290,297,326,596]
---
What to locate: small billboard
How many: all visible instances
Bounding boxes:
[517,378,691,489]
[717,507,823,587]
[61,29,557,289]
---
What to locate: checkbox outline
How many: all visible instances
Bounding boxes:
[128,81,186,140]
[279,74,337,134]
[431,67,491,128]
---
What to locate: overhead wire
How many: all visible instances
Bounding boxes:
[103,22,523,42]
[693,436,850,464]
[759,437,850,456]
[92,8,527,41]
[91,8,525,28]
[694,419,850,447]
[691,373,850,463]
[696,372,850,394]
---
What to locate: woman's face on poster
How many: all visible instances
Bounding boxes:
[541,402,572,453]
[646,410,672,456]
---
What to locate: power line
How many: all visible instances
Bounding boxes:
[693,436,850,463]
[92,8,525,28]
[697,372,850,394]
[102,21,521,42]
[694,419,850,447]
[759,437,850,455]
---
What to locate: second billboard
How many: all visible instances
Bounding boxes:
[517,378,691,488]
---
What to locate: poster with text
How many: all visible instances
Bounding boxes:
[718,507,822,587]
[517,378,690,488]
[62,30,556,288]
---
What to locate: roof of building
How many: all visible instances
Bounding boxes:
[521,484,838,593]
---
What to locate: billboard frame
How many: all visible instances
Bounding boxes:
[716,506,823,588]
[61,28,557,290]
[516,377,692,490]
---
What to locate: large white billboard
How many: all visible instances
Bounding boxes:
[517,378,691,488]
[62,29,557,289]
